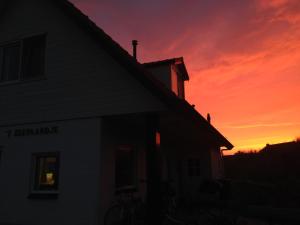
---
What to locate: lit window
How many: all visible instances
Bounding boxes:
[115,145,136,190]
[188,158,201,177]
[31,153,59,192]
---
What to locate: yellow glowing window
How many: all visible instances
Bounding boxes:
[32,153,59,191]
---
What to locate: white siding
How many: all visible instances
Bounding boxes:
[0,0,165,126]
[0,118,102,225]
[210,147,224,179]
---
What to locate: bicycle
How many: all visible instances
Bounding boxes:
[160,180,198,225]
[104,180,197,225]
[104,190,146,225]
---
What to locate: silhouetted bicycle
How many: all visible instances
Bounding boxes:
[104,191,145,225]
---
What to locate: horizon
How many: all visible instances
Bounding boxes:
[71,0,300,154]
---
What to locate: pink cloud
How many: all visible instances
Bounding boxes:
[71,0,300,153]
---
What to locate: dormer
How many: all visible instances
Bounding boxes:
[143,57,189,99]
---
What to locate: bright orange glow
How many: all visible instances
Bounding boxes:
[73,0,300,154]
[156,132,161,147]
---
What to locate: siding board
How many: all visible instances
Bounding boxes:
[0,0,165,126]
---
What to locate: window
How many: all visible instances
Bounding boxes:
[115,145,136,190]
[188,158,201,177]
[22,35,46,79]
[0,34,46,83]
[31,152,60,193]
[0,43,21,82]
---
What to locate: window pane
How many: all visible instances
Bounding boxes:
[34,154,59,191]
[22,35,46,79]
[0,44,20,82]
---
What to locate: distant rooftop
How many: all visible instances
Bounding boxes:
[261,141,300,153]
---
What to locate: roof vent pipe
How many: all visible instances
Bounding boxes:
[207,113,211,124]
[132,40,138,60]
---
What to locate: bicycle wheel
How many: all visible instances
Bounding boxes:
[104,204,125,225]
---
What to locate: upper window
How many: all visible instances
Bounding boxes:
[115,145,137,191]
[31,152,60,193]
[0,34,46,83]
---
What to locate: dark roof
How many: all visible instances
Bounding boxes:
[144,57,183,66]
[261,141,300,153]
[0,0,233,149]
[143,57,189,81]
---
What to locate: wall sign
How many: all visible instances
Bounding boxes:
[5,127,59,138]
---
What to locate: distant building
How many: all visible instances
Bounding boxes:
[261,141,300,154]
[224,141,300,182]
[0,0,233,225]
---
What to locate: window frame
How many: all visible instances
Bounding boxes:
[28,152,60,199]
[0,33,47,85]
[0,41,22,84]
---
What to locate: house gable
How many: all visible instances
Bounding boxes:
[0,0,233,149]
[0,0,165,125]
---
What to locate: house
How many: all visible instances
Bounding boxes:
[0,0,233,225]
[224,141,300,182]
[260,141,300,181]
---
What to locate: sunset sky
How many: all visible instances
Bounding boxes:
[71,0,300,154]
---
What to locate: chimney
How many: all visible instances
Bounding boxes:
[132,40,138,60]
[207,113,211,124]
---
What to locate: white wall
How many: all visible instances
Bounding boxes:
[0,118,101,225]
[0,0,165,126]
[210,147,224,179]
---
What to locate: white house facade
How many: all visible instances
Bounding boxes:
[0,1,233,225]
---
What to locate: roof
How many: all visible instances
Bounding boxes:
[0,0,233,150]
[261,141,300,153]
[143,57,189,81]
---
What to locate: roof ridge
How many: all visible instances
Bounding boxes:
[55,0,233,149]
[143,57,184,65]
